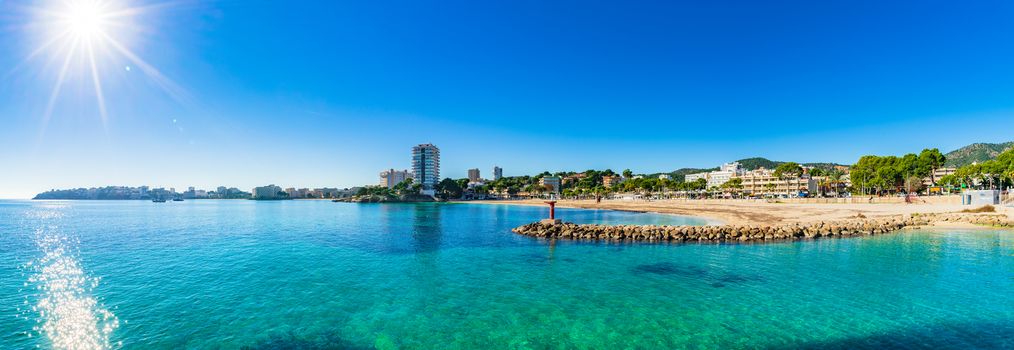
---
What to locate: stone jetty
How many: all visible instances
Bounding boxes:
[512,212,1013,243]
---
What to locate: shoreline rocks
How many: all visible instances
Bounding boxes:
[511,213,1013,243]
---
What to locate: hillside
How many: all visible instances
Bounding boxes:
[735,157,780,170]
[944,142,1014,167]
[734,157,844,171]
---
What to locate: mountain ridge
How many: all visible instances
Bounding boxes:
[943,142,1014,167]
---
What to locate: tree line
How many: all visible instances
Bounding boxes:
[848,149,946,195]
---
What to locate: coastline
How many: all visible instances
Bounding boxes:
[464,199,1012,226]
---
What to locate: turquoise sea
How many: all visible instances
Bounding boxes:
[1,200,1012,349]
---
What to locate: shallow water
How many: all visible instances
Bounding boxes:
[1,200,1012,349]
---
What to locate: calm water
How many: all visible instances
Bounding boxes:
[1,200,1012,349]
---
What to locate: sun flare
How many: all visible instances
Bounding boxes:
[19,0,187,130]
[63,1,109,38]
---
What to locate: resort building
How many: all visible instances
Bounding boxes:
[540,176,562,194]
[658,174,672,180]
[252,184,284,199]
[684,172,708,183]
[412,143,441,195]
[379,168,413,189]
[736,169,817,196]
[686,161,745,188]
[493,166,503,180]
[468,168,481,183]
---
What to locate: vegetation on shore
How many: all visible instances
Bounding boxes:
[849,149,947,195]
[941,147,1014,190]
[343,179,435,202]
[368,146,1008,201]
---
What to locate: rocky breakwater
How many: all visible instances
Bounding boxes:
[512,213,1014,243]
[913,212,1014,228]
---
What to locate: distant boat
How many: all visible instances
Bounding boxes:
[152,198,167,203]
[172,198,184,202]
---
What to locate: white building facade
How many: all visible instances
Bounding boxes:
[412,144,441,195]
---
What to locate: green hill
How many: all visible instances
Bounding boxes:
[944,142,1014,167]
[734,157,844,171]
[735,157,780,170]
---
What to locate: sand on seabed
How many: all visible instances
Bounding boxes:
[466,198,1014,226]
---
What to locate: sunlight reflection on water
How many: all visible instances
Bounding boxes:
[27,209,118,350]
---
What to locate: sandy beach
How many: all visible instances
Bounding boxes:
[467,198,1013,226]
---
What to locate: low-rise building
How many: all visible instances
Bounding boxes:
[562,173,587,185]
[379,169,413,189]
[540,176,562,194]
[923,167,957,186]
[736,169,817,196]
[252,184,285,200]
[602,175,623,188]
[314,187,341,198]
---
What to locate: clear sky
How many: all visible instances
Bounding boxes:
[1,0,1013,198]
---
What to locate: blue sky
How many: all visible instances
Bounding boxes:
[1,0,1013,198]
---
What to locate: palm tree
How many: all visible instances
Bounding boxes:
[828,170,844,197]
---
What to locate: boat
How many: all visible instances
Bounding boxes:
[172,198,184,202]
[152,198,167,203]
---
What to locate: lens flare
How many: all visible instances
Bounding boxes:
[14,0,189,133]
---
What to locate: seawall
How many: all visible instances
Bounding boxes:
[512,212,1013,243]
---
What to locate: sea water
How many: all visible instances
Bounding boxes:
[0,200,1011,349]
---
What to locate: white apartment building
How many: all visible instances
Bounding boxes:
[736,168,817,196]
[685,162,745,188]
[412,144,440,195]
[685,172,708,183]
[252,184,284,199]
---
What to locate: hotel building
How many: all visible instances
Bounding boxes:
[252,184,284,199]
[468,168,481,183]
[412,143,441,195]
[685,162,745,188]
[737,168,817,196]
[493,166,503,181]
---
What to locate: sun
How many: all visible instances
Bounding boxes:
[63,1,109,38]
[16,0,188,131]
